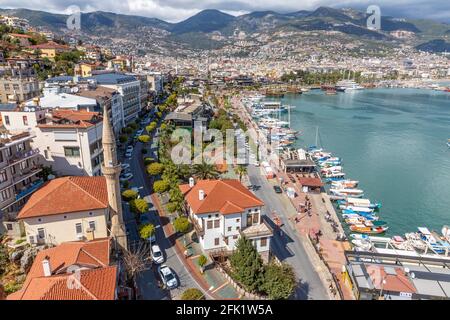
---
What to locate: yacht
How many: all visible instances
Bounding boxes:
[335,80,364,92]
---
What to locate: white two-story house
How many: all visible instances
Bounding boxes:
[180,179,273,262]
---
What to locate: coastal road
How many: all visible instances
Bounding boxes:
[123,125,212,300]
[246,164,329,300]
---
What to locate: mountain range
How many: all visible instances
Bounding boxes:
[1,7,449,52]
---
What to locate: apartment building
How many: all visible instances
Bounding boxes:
[26,41,71,60]
[0,76,40,103]
[91,73,141,124]
[0,131,43,237]
[179,179,273,262]
[0,108,104,177]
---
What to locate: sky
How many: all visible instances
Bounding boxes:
[0,0,448,23]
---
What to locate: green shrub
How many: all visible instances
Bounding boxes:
[198,255,207,268]
[129,198,149,214]
[123,127,133,134]
[160,123,167,131]
[122,189,138,201]
[128,123,138,130]
[153,180,169,193]
[14,239,26,245]
[147,163,164,176]
[181,288,205,300]
[122,181,130,189]
[3,282,22,295]
[139,223,155,240]
[138,135,151,143]
[173,216,190,234]
[119,135,128,143]
[156,111,162,118]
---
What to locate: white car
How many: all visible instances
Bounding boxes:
[151,244,164,264]
[126,146,134,153]
[119,172,133,182]
[121,163,130,171]
[158,265,178,289]
[125,150,133,158]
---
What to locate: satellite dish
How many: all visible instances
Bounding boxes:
[71,87,79,93]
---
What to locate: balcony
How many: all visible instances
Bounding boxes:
[191,217,205,237]
[12,165,43,185]
[7,148,40,167]
[15,179,44,200]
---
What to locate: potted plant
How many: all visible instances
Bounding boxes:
[198,255,207,274]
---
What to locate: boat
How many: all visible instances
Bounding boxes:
[321,166,343,174]
[405,232,428,251]
[331,180,359,188]
[339,205,374,213]
[350,224,388,234]
[350,234,369,240]
[447,139,450,148]
[342,213,378,221]
[337,197,381,209]
[325,89,337,95]
[351,239,372,251]
[323,172,346,179]
[417,227,448,254]
[330,188,364,196]
[335,80,364,92]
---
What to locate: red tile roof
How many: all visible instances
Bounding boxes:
[7,239,116,300]
[179,179,264,215]
[18,176,108,219]
[297,177,324,188]
[28,41,70,50]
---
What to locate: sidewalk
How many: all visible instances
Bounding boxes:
[151,193,240,300]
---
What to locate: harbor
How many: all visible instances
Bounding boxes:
[234,86,450,299]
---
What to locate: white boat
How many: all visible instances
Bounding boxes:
[330,188,364,196]
[335,80,364,92]
[339,205,374,213]
[350,234,369,240]
[351,239,372,251]
[331,180,359,188]
[323,172,345,179]
[321,166,343,173]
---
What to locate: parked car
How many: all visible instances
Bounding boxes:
[120,173,133,182]
[158,265,178,289]
[136,129,144,135]
[121,163,131,171]
[126,146,134,153]
[151,245,164,264]
[273,185,283,194]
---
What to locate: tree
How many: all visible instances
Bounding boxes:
[153,180,169,193]
[147,163,164,176]
[144,157,155,165]
[181,288,204,300]
[193,162,220,180]
[129,198,148,214]
[119,135,128,143]
[234,165,248,182]
[139,223,155,240]
[230,236,265,293]
[138,135,151,143]
[122,189,138,201]
[261,262,296,299]
[122,243,150,286]
[0,241,8,275]
[198,255,207,273]
[173,216,190,234]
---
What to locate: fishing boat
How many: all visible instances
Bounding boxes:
[331,180,359,188]
[321,166,343,174]
[335,80,364,92]
[405,232,428,251]
[337,197,381,210]
[342,213,378,221]
[417,227,448,254]
[323,172,346,179]
[350,224,388,234]
[350,234,369,240]
[351,239,372,251]
[330,188,364,196]
[339,205,374,213]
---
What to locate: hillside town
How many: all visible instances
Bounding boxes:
[0,9,449,303]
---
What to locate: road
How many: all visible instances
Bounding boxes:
[121,124,213,300]
[246,165,329,300]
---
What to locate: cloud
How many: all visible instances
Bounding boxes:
[0,0,448,22]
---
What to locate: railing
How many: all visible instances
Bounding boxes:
[12,165,43,183]
[7,148,40,166]
[15,179,44,200]
[191,218,205,237]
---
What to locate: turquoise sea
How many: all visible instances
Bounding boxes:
[278,88,450,235]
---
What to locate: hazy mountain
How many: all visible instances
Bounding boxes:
[171,9,235,34]
[416,39,450,52]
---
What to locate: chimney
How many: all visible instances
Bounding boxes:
[199,190,205,201]
[42,256,51,277]
[189,177,195,188]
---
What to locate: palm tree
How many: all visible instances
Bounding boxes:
[234,165,248,182]
[193,162,220,180]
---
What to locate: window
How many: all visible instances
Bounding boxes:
[4,115,10,125]
[6,223,13,231]
[247,214,252,226]
[88,221,96,231]
[207,220,213,229]
[22,116,28,126]
[236,218,240,223]
[75,223,83,235]
[44,150,49,159]
[214,219,220,228]
[227,226,232,232]
[236,226,240,231]
[260,237,267,247]
[37,228,45,239]
[253,212,259,224]
[214,238,220,246]
[233,235,238,240]
[1,189,10,201]
[0,171,7,183]
[19,160,27,170]
[64,147,80,157]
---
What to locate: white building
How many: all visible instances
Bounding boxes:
[25,87,98,111]
[1,108,103,176]
[179,179,273,262]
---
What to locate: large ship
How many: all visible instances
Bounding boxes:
[335,80,364,92]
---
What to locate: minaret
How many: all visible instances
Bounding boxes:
[101,106,128,251]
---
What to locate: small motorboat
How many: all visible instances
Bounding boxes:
[350,224,388,234]
[332,180,359,188]
[351,239,372,251]
[350,234,369,240]
[339,205,374,213]
[330,188,364,196]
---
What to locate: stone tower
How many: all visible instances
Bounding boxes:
[101,106,128,251]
